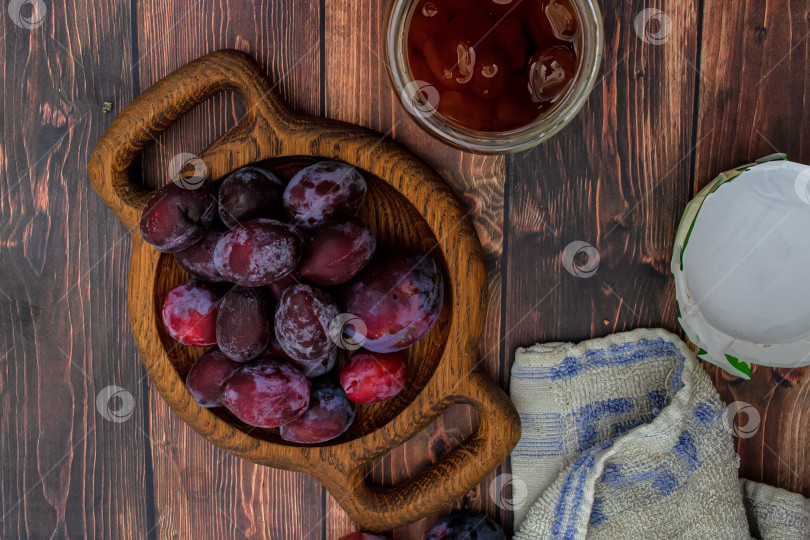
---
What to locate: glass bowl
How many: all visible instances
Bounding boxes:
[386,0,604,154]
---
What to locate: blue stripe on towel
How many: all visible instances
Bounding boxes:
[511,339,685,381]
[514,412,564,457]
[601,462,676,488]
[589,497,607,527]
[694,401,719,426]
[674,431,701,472]
[572,398,633,451]
[552,440,614,539]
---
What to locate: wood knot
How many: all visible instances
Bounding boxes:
[754,26,767,44]
[461,192,481,215]
[429,433,451,460]
[39,101,69,128]
[613,213,631,230]
[773,366,806,386]
[641,251,671,276]
[180,465,214,503]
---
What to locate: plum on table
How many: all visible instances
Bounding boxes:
[287,348,337,379]
[267,273,298,299]
[220,359,311,428]
[298,218,376,286]
[260,337,337,378]
[174,227,227,282]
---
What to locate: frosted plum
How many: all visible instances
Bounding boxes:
[140,181,216,252]
[283,161,367,229]
[275,284,339,362]
[279,375,356,444]
[161,279,225,347]
[174,227,226,282]
[341,251,444,353]
[260,337,336,378]
[213,218,302,286]
[298,218,376,286]
[216,287,273,362]
[220,359,311,428]
[218,166,284,228]
[339,351,407,404]
[185,349,239,407]
[264,333,294,361]
[267,273,298,299]
[287,348,337,379]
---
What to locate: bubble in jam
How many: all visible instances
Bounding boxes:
[406,0,580,131]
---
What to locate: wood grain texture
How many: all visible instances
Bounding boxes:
[133,2,326,538]
[0,1,150,538]
[88,49,519,532]
[504,2,700,529]
[505,0,700,345]
[694,0,810,497]
[7,1,810,538]
[323,0,508,537]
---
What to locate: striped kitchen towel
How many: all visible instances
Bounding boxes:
[510,328,809,540]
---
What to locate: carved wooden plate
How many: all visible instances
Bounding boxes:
[88,49,520,532]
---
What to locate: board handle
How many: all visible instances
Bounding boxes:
[88,49,296,231]
[319,371,521,531]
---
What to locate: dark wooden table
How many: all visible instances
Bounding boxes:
[2,0,809,538]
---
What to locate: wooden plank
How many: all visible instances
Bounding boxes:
[324,1,507,537]
[135,1,326,538]
[694,0,810,496]
[0,1,151,538]
[504,0,700,527]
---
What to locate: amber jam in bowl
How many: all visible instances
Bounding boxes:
[386,0,603,153]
